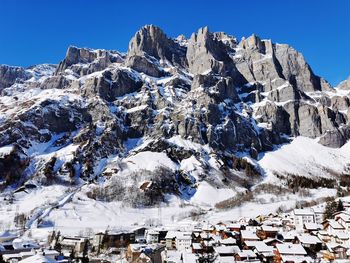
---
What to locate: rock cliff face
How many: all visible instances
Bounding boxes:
[1,25,350,203]
[0,65,30,92]
[338,76,350,90]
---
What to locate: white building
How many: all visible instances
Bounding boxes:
[291,209,315,230]
[312,206,325,224]
[175,232,192,251]
[145,229,159,244]
[165,231,177,249]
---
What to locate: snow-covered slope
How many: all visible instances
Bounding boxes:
[259,137,350,181]
[1,25,350,236]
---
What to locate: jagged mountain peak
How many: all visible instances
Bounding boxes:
[338,76,350,90]
[126,24,187,71]
[55,45,124,76]
[1,25,350,212]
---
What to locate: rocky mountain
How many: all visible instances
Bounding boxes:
[1,25,350,210]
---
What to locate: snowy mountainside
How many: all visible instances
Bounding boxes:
[1,25,350,233]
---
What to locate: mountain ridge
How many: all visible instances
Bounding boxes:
[1,25,350,214]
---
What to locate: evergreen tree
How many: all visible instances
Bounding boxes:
[324,199,338,220]
[337,199,344,212]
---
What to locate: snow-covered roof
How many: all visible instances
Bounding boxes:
[279,231,297,240]
[218,256,235,263]
[276,243,307,255]
[215,224,226,231]
[220,237,236,245]
[327,219,345,229]
[163,250,182,263]
[280,255,313,263]
[175,232,192,240]
[227,223,241,229]
[260,225,279,232]
[293,209,314,216]
[304,222,322,230]
[165,231,177,239]
[317,230,329,236]
[215,245,240,255]
[202,224,214,231]
[336,213,350,222]
[146,229,160,235]
[12,238,40,250]
[297,234,322,244]
[254,243,274,253]
[244,240,274,253]
[244,241,263,248]
[240,230,260,240]
[312,206,325,214]
[237,250,256,258]
[326,242,348,252]
[335,232,350,240]
[192,243,202,250]
[18,254,58,263]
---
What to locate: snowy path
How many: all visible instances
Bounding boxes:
[25,185,84,230]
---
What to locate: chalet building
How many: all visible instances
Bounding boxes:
[59,236,88,253]
[133,227,147,240]
[275,243,312,263]
[2,253,22,262]
[214,222,226,235]
[191,230,202,243]
[191,243,203,254]
[323,219,346,235]
[199,232,212,242]
[252,242,275,262]
[227,223,242,232]
[94,230,135,249]
[0,231,18,244]
[240,230,260,243]
[220,230,234,239]
[263,238,283,248]
[164,231,176,250]
[1,249,60,263]
[126,243,164,263]
[127,244,151,262]
[335,212,350,230]
[343,201,350,209]
[278,232,296,243]
[214,245,240,257]
[303,222,322,233]
[202,224,215,233]
[324,243,350,261]
[295,234,322,258]
[333,232,350,245]
[219,237,236,246]
[316,230,332,243]
[257,225,278,240]
[235,249,258,262]
[145,230,159,244]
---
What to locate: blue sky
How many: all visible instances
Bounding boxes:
[1,0,349,85]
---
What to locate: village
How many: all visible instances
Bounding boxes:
[2,197,350,263]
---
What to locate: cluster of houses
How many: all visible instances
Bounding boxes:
[3,200,350,262]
